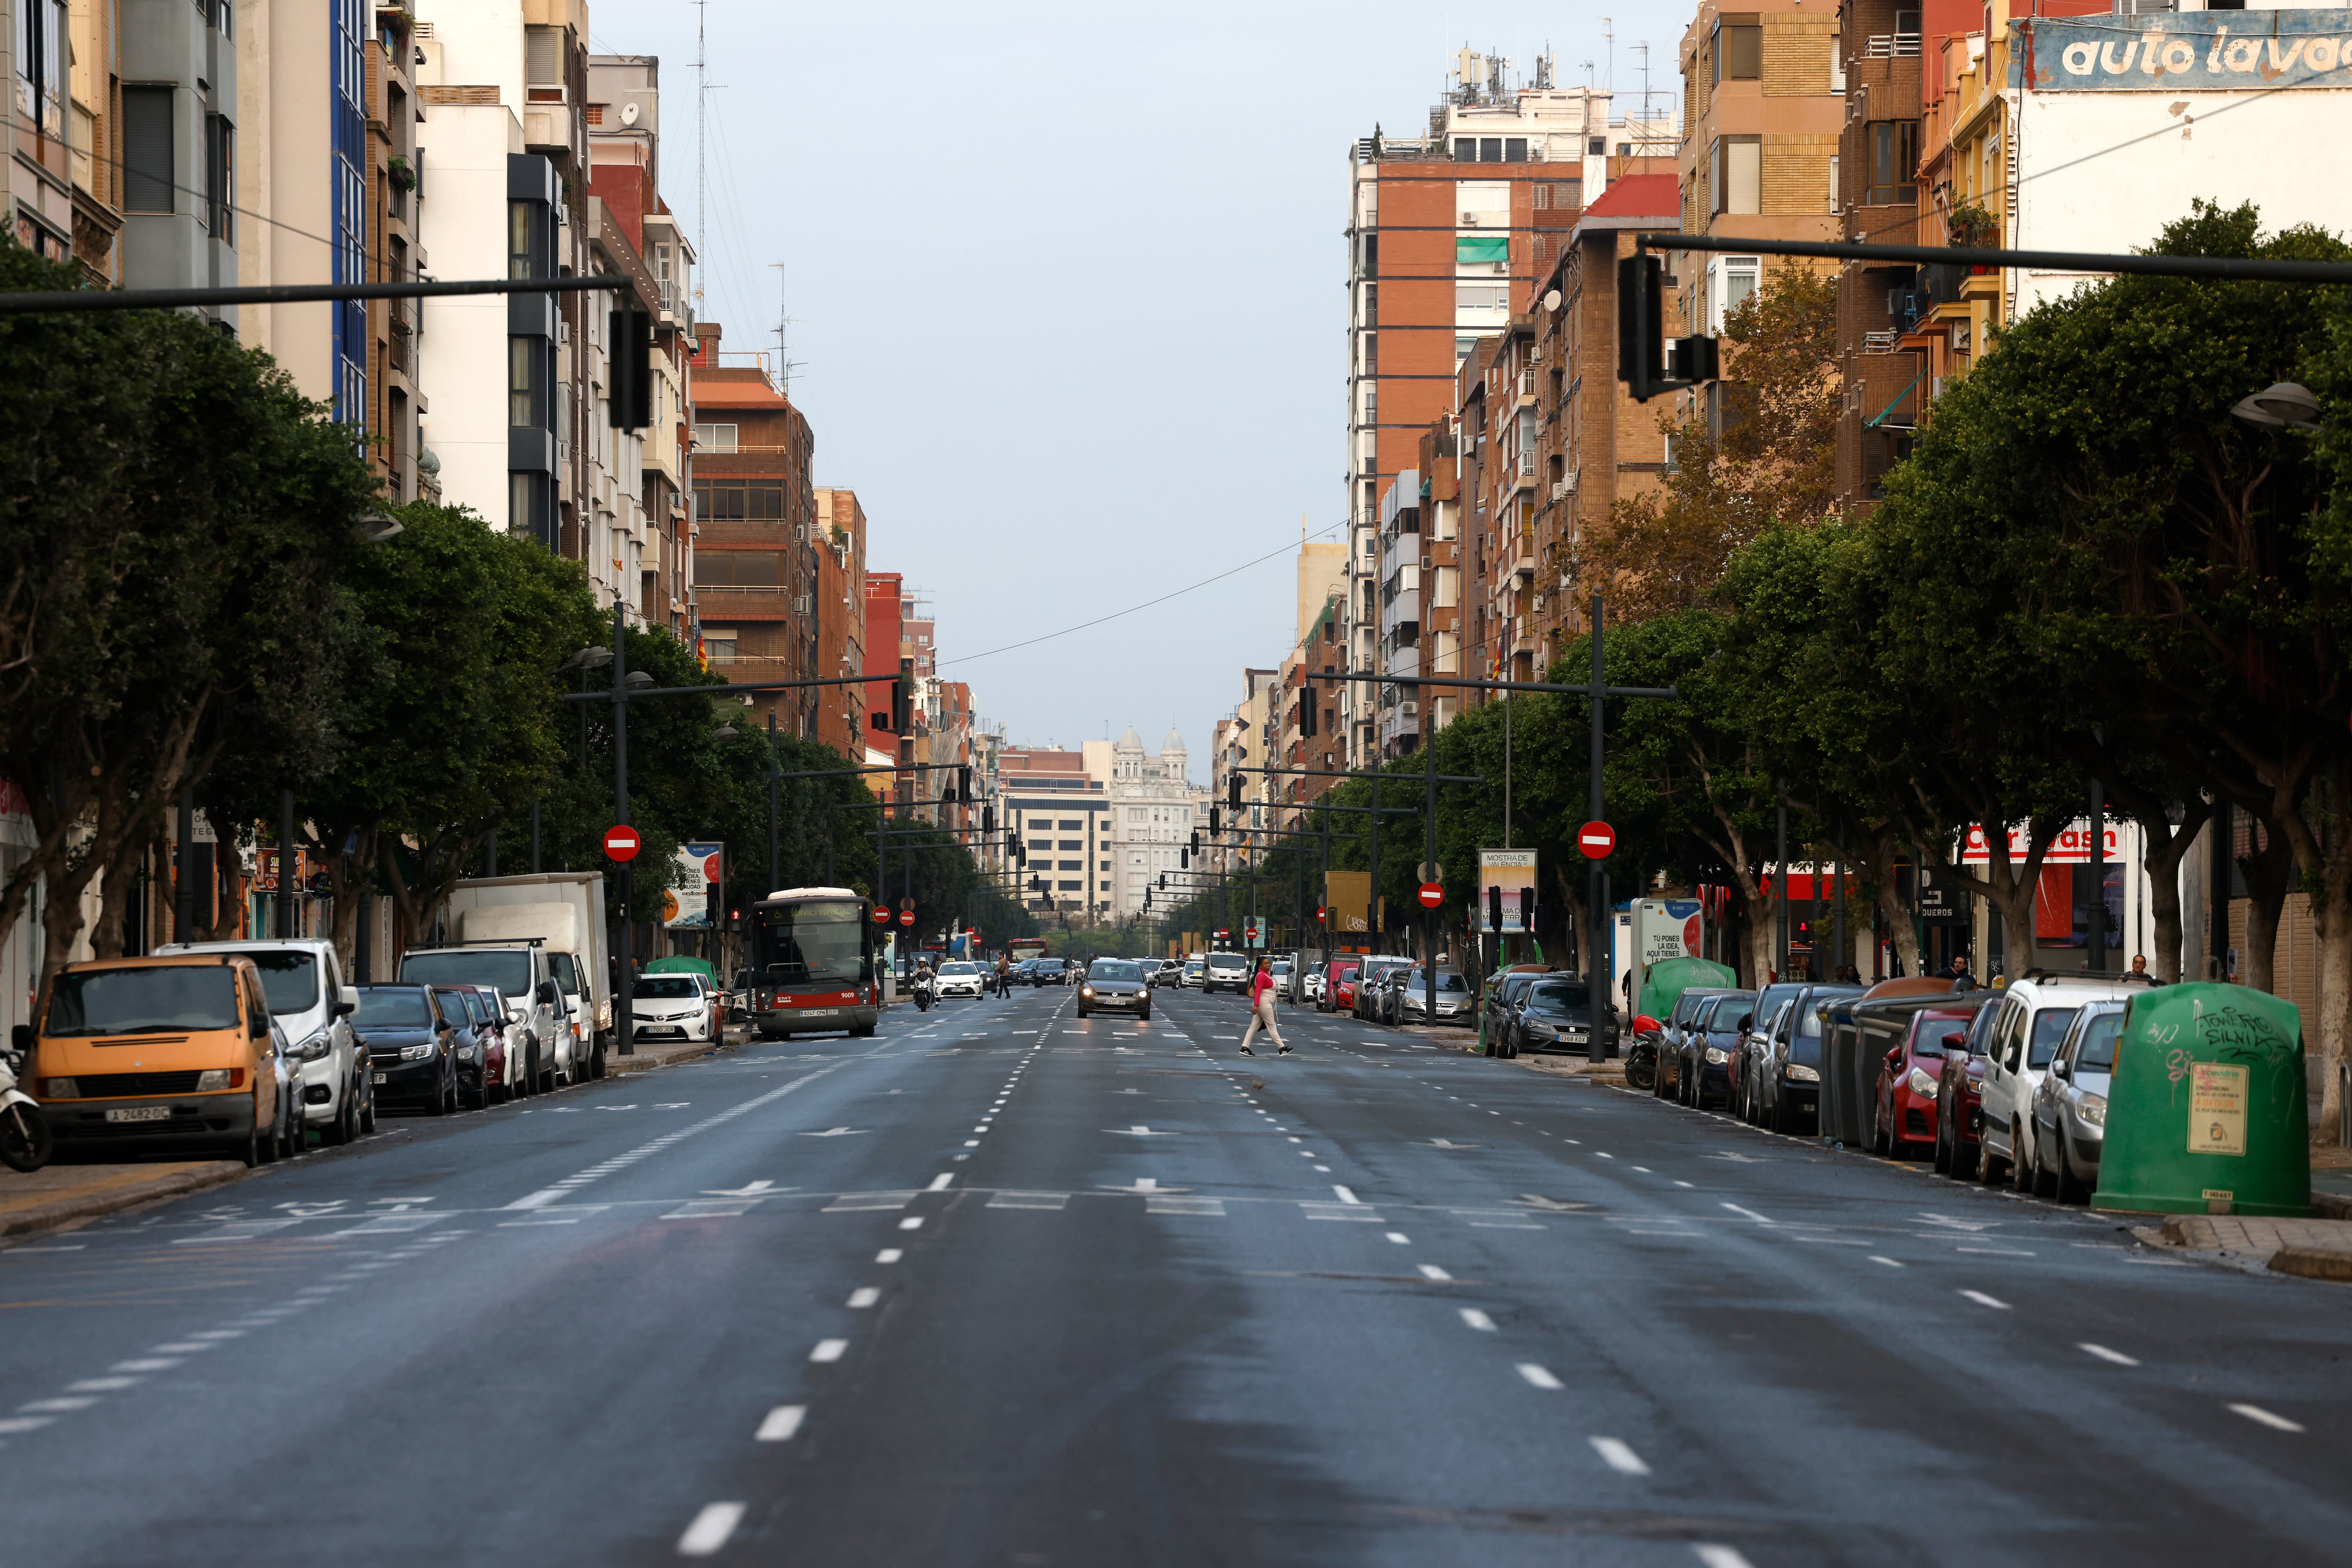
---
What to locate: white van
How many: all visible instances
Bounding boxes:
[153,937,373,1144]
[444,874,612,1060]
[1977,972,2154,1186]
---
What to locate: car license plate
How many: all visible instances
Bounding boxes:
[373,1072,387,1084]
[104,1106,172,1123]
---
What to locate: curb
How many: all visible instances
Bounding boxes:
[2268,1245,2352,1282]
[0,1160,247,1240]
[611,1040,739,1075]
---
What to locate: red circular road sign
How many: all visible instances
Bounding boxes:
[871,906,890,924]
[1417,881,1444,908]
[1315,906,1327,923]
[1579,820,1616,860]
[1214,928,1231,939]
[603,824,641,862]
[898,909,915,927]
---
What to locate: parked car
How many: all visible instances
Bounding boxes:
[1934,998,2006,1179]
[1870,1000,1990,1158]
[933,961,988,1000]
[356,984,461,1116]
[1395,968,1472,1026]
[1977,973,2149,1188]
[154,937,373,1145]
[1203,951,1251,995]
[30,954,296,1166]
[1683,991,1756,1109]
[2032,1000,2124,1202]
[1483,968,1551,1048]
[430,986,495,1111]
[630,975,720,1048]
[1303,966,1326,1004]
[1506,975,1607,1056]
[460,985,527,1102]
[1321,959,1360,1012]
[1653,986,1740,1102]
[1079,959,1152,1020]
[725,967,755,1023]
[1351,957,1414,1020]
[1270,959,1295,1003]
[401,940,576,1089]
[1753,984,1868,1132]
[1728,983,1810,1117]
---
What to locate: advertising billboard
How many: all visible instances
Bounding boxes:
[662,842,723,928]
[1324,871,1371,937]
[1478,849,1539,933]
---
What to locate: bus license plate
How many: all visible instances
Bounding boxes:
[104,1106,171,1123]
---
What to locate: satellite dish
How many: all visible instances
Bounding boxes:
[620,99,641,126]
[1543,288,1563,312]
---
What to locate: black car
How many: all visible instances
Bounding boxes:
[432,986,494,1111]
[1681,991,1755,1109]
[1653,986,1741,1102]
[1507,976,1610,1056]
[1751,984,1867,1132]
[1482,970,1550,1053]
[356,985,460,1116]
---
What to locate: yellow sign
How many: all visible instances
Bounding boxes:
[2188,1062,2249,1157]
[1324,871,1371,935]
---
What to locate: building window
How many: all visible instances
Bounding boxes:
[702,632,738,663]
[1709,255,1760,334]
[121,86,175,213]
[1714,20,1762,81]
[509,199,537,281]
[1712,137,1761,216]
[16,0,67,138]
[509,337,544,429]
[693,553,781,588]
[691,423,738,452]
[203,114,235,241]
[693,480,784,520]
[1057,880,1083,891]
[1867,121,1919,206]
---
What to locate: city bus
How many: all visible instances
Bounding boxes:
[1008,937,1048,964]
[745,886,879,1040]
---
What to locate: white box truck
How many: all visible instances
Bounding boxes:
[444,874,612,1059]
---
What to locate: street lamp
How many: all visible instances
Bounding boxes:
[2231,381,2323,430]
[352,509,405,544]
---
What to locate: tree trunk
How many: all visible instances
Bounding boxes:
[2126,799,2208,984]
[1872,871,1922,978]
[2236,811,2292,994]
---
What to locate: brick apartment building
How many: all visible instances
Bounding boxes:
[863,570,907,783]
[688,324,821,738]
[811,488,868,761]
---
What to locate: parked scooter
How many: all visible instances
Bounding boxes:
[1622,1013,1664,1092]
[0,1025,53,1172]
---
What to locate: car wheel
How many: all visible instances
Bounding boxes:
[2032,1127,2059,1198]
[238,1125,262,1167]
[1932,1109,1953,1173]
[590,1042,607,1079]
[359,1093,377,1134]
[1870,1101,1889,1156]
[1139,1008,1151,1022]
[1770,1089,1794,1135]
[323,1088,351,1146]
[1978,1126,2006,1186]
[2053,1134,2086,1203]
[2009,1123,2035,1192]
[1950,1120,1980,1181]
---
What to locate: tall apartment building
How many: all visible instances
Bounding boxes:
[811,488,867,760]
[7,0,125,279]
[1273,541,1347,823]
[862,570,906,775]
[1676,0,1843,440]
[688,324,820,736]
[1105,726,1199,925]
[996,747,1109,919]
[1345,50,1667,770]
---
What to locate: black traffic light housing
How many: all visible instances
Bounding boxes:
[1208,807,1220,836]
[1299,693,1317,738]
[1617,251,1719,404]
[1487,885,1503,931]
[608,302,653,430]
[958,764,972,805]
[1227,772,1243,812]
[1189,829,1201,854]
[890,659,914,732]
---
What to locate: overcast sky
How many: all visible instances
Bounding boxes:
[593,0,1686,777]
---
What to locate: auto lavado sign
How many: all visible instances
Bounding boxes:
[2020,12,2352,92]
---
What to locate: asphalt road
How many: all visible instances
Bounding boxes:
[2,982,2346,1567]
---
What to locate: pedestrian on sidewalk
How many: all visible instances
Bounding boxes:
[1240,956,1289,1056]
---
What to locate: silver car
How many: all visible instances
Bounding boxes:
[1396,968,1471,1024]
[2031,1001,2122,1203]
[1078,959,1151,1019]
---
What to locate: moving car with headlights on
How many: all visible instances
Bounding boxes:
[1078,959,1152,1019]
[29,954,303,1166]
[1202,951,1251,995]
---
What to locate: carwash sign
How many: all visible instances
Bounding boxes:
[2019,13,2352,91]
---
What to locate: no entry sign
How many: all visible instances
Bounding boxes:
[1417,881,1444,908]
[1578,821,1616,860]
[603,824,641,862]
[871,905,890,923]
[898,909,915,927]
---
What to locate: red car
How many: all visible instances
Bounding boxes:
[1934,996,2003,1178]
[1872,1001,1990,1159]
[1321,960,1360,1013]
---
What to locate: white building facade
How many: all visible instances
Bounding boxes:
[1104,727,1202,926]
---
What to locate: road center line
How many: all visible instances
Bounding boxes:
[2079,1342,2139,1366]
[1589,1436,1651,1475]
[676,1502,745,1556]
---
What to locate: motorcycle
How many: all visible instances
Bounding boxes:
[0,1025,53,1172]
[912,971,935,1012]
[1622,1013,1664,1092]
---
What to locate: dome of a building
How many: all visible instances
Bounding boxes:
[1161,725,1187,754]
[1116,724,1144,750]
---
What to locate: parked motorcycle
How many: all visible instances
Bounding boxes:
[1622,1013,1664,1092]
[0,1026,53,1172]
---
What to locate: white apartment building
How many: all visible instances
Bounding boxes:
[1102,726,1201,925]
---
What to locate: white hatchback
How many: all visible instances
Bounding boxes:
[1977,973,2151,1186]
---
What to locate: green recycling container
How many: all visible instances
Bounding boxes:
[1637,956,1738,1025]
[2093,983,2310,1218]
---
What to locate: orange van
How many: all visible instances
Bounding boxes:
[18,954,290,1167]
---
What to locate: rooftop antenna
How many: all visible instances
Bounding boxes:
[1637,41,1655,138]
[1603,17,1614,93]
[694,1,706,313]
[769,261,805,399]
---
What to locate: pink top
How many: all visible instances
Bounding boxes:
[1251,970,1273,1006]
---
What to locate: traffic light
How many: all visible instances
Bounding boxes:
[958,764,972,804]
[1518,887,1535,928]
[1299,694,1317,738]
[1158,872,1166,889]
[1487,885,1503,931]
[890,659,913,732]
[1180,846,1188,869]
[608,302,652,430]
[1616,252,1718,403]
[1227,772,1242,812]
[983,804,995,833]
[1208,807,1220,836]
[707,877,723,927]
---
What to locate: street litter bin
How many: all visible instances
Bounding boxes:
[2093,982,2309,1218]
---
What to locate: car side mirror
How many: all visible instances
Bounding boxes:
[333,1000,357,1019]
[2051,1060,2070,1080]
[1737,1014,1753,1033]
[9,1023,31,1052]
[536,979,558,1004]
[1942,1032,1965,1051]
[1885,1047,1903,1066]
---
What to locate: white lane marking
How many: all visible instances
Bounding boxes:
[19,1397,97,1412]
[898,1217,924,1231]
[110,1359,181,1373]
[1630,1166,1652,1173]
[1673,1180,1694,1188]
[876,1249,903,1264]
[1869,1256,1905,1268]
[676,1501,746,1556]
[1589,1436,1651,1475]
[1956,1247,2035,1256]
[847,1288,881,1309]
[1386,1232,1410,1244]
[1418,1264,1453,1281]
[1516,1363,1564,1391]
[1459,1308,1497,1331]
[1288,1136,1303,1143]
[963,1140,981,1148]
[1960,1289,2010,1310]
[1594,1152,1615,1160]
[505,1189,566,1211]
[809,1338,850,1364]
[2231,1403,2305,1433]
[65,1378,135,1392]
[927,1174,954,1191]
[1693,1547,1757,1568]
[1332,1185,1363,1205]
[755,1405,806,1441]
[1721,1203,1774,1225]
[2079,1343,2140,1366]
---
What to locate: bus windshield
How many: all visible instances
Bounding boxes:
[752,899,869,987]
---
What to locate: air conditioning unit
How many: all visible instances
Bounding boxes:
[1461,210,1480,225]
[1419,556,1434,571]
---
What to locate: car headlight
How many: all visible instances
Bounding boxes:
[1705,1047,1729,1064]
[2078,1094,2107,1127]
[39,1076,77,1098]
[195,1068,235,1090]
[1081,987,1094,997]
[1785,1063,1820,1082]
[399,1044,435,1062]
[293,1028,333,1061]
[1520,1017,1556,1036]
[1908,1067,1939,1098]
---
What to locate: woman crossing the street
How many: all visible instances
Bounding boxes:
[1239,956,1289,1056]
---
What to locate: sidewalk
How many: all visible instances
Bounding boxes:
[609,1035,739,1075]
[0,1159,246,1240]
[1518,1053,1631,1088]
[2155,1212,2352,1282]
